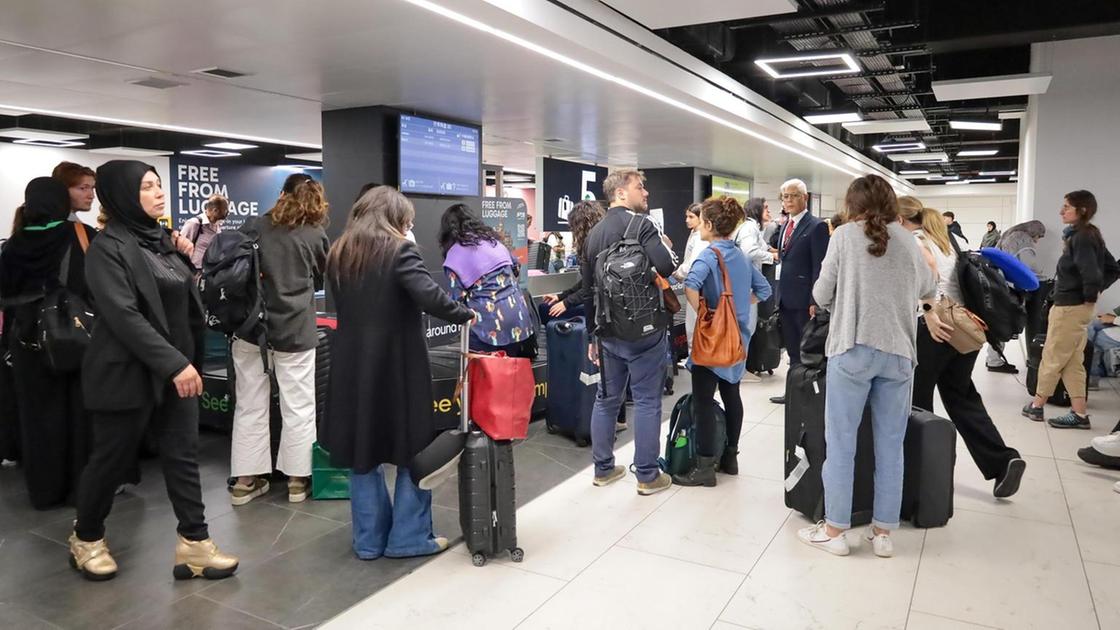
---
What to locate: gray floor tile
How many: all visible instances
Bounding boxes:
[0,603,59,630]
[116,594,282,630]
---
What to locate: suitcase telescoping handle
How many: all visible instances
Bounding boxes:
[459,323,471,433]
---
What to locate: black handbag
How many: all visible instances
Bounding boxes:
[38,224,94,373]
[799,310,830,372]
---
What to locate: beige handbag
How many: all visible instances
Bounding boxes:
[932,296,988,354]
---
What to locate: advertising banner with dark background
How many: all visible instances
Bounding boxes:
[538,157,608,232]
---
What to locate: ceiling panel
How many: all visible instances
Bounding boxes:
[601,0,797,29]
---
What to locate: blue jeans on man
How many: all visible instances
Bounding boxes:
[822,344,914,531]
[1087,319,1120,377]
[591,332,668,483]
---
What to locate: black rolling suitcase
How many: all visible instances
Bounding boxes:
[456,327,524,567]
[900,409,956,528]
[747,312,781,375]
[783,364,876,526]
[1026,334,1092,406]
[545,317,595,446]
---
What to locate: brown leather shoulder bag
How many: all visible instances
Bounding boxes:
[692,248,746,367]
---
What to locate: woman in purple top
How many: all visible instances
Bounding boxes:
[440,204,536,358]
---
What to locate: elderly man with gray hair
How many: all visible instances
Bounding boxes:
[769,178,830,404]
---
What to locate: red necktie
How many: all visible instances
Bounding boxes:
[782,218,795,253]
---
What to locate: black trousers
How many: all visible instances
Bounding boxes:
[10,345,88,510]
[75,386,208,542]
[914,321,1019,480]
[691,366,743,458]
[780,305,811,366]
[0,355,20,463]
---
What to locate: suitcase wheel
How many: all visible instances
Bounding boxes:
[510,547,525,563]
[472,553,487,567]
[575,437,590,448]
[546,424,558,435]
[768,370,774,376]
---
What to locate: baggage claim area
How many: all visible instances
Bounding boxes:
[1,2,1119,629]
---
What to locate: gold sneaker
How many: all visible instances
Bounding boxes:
[288,477,309,503]
[173,535,239,580]
[68,532,118,581]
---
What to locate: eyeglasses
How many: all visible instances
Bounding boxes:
[780,193,804,200]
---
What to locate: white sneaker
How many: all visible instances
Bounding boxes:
[1114,481,1120,494]
[741,372,762,383]
[0,458,17,469]
[1091,432,1120,457]
[864,527,894,558]
[797,521,850,556]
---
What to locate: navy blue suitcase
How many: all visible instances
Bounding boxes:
[545,317,596,446]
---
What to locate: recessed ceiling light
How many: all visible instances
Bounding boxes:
[900,170,929,175]
[180,149,240,157]
[285,152,323,162]
[754,52,860,79]
[872,141,926,153]
[12,138,85,148]
[978,170,1016,176]
[945,180,971,185]
[958,149,998,157]
[0,127,89,142]
[88,146,175,157]
[804,112,863,124]
[204,141,258,150]
[949,120,1002,131]
[842,119,932,135]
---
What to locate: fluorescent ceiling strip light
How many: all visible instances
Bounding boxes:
[0,102,320,149]
[205,141,258,150]
[12,138,84,147]
[949,120,1002,131]
[0,127,89,142]
[958,149,998,157]
[931,73,1052,101]
[1010,176,1018,181]
[872,141,926,153]
[399,0,873,183]
[978,170,1015,176]
[998,110,1027,120]
[754,53,860,79]
[887,152,948,163]
[180,149,240,157]
[285,152,323,162]
[927,175,960,181]
[899,170,929,175]
[968,178,997,183]
[87,146,174,157]
[804,112,862,124]
[274,164,322,170]
[842,119,931,135]
[902,174,929,180]
[945,180,970,185]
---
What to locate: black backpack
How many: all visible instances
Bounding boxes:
[951,236,1026,344]
[593,216,666,341]
[199,228,269,371]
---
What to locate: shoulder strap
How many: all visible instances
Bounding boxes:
[622,215,640,242]
[73,222,89,253]
[711,247,733,297]
[57,243,74,288]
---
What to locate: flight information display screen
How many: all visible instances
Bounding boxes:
[399,114,481,197]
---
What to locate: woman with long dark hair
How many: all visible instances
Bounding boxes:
[73,161,237,581]
[798,174,936,558]
[323,186,472,560]
[1023,190,1114,429]
[0,178,98,509]
[440,203,535,357]
[542,200,605,318]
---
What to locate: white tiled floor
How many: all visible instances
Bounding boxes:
[324,342,1120,630]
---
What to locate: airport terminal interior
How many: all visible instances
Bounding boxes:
[1,1,1119,629]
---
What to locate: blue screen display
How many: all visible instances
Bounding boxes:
[399,114,480,196]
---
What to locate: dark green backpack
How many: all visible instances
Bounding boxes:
[660,393,726,476]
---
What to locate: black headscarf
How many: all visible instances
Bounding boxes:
[96,160,175,254]
[0,177,77,299]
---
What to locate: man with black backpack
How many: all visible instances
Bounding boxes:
[581,169,677,496]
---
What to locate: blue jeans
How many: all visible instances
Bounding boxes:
[822,345,914,531]
[350,466,440,559]
[1087,319,1120,377]
[592,333,668,483]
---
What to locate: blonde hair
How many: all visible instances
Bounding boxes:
[601,169,644,203]
[269,179,328,228]
[898,196,951,255]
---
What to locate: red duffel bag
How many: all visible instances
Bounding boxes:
[467,352,534,441]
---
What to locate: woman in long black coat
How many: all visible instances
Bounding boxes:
[323,185,472,560]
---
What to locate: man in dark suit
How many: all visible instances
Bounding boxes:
[770,178,830,404]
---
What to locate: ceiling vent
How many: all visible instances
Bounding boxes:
[192,67,249,79]
[130,77,187,89]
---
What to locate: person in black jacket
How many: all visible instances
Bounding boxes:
[322,186,472,560]
[0,178,97,509]
[1023,190,1115,429]
[580,169,677,496]
[942,211,968,243]
[541,199,604,318]
[71,161,238,582]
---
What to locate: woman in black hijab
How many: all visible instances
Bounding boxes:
[0,177,96,509]
[70,161,238,582]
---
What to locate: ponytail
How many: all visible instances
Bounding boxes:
[844,175,897,258]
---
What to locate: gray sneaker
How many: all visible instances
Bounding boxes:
[592,465,626,487]
[1021,403,1044,422]
[230,477,270,506]
[1048,411,1091,430]
[637,472,672,496]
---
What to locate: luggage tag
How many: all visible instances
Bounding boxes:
[579,371,601,386]
[784,446,810,492]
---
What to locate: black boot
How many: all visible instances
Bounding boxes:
[672,456,717,487]
[717,448,739,475]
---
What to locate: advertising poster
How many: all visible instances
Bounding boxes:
[479,197,529,288]
[168,155,321,231]
[538,157,608,231]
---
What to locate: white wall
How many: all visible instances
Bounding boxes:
[1028,34,1120,306]
[0,144,171,238]
[912,184,1018,246]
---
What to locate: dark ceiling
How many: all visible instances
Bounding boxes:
[654,0,1120,185]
